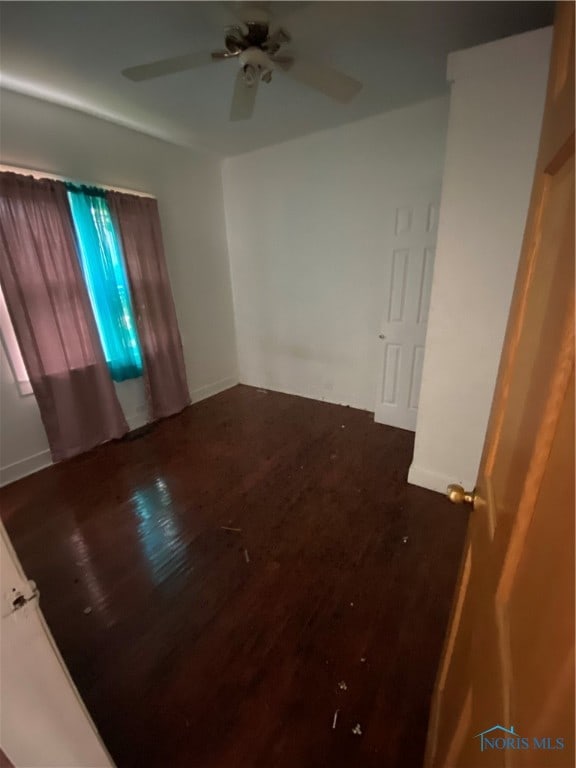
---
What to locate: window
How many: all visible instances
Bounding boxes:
[0,167,146,395]
[66,187,143,382]
[0,285,33,396]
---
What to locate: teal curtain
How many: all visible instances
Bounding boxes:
[66,185,143,381]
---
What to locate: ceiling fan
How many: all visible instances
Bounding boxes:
[121,9,362,121]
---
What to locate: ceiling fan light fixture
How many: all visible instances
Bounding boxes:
[242,64,259,87]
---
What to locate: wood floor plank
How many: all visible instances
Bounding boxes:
[0,384,468,768]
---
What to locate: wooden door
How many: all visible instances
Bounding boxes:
[425,3,574,766]
[374,189,438,430]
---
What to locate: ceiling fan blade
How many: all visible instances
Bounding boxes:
[122,51,218,82]
[274,57,362,103]
[270,55,294,67]
[230,69,259,121]
[212,49,240,60]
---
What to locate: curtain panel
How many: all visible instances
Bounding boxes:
[107,192,190,420]
[0,172,128,460]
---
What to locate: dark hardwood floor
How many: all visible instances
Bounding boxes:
[1,385,468,768]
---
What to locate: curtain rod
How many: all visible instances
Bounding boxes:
[0,164,156,199]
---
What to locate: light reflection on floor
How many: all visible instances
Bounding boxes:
[131,477,186,586]
[68,527,113,624]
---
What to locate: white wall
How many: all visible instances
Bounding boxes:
[408,27,551,494]
[223,97,449,411]
[0,89,237,485]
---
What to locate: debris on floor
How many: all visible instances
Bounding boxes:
[341,424,346,429]
[332,710,339,730]
[83,606,92,615]
[350,602,354,607]
[402,536,409,544]
[352,723,363,736]
[244,549,250,563]
[360,657,367,663]
[337,680,348,691]
[256,388,268,394]
[221,526,242,532]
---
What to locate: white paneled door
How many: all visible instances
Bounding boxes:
[1,521,114,767]
[374,191,438,430]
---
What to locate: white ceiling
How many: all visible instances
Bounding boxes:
[0,1,553,156]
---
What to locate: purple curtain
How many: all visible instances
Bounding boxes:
[0,173,128,461]
[107,192,190,420]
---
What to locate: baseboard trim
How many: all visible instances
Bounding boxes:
[0,449,53,487]
[125,409,149,432]
[0,376,239,487]
[238,380,372,413]
[407,463,452,494]
[191,375,239,404]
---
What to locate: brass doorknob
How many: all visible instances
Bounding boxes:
[446,484,477,506]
